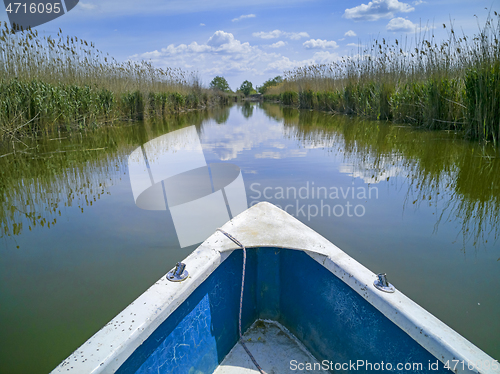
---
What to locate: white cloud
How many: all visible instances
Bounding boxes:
[79,3,97,10]
[204,30,254,54]
[136,31,253,60]
[288,32,310,40]
[339,162,401,184]
[130,30,288,88]
[129,29,340,89]
[347,42,362,47]
[200,23,205,26]
[303,39,339,49]
[264,51,339,72]
[188,42,212,53]
[253,30,310,40]
[265,56,298,71]
[207,30,235,47]
[200,119,285,161]
[344,0,414,21]
[345,30,357,37]
[386,17,433,32]
[386,17,416,32]
[269,41,287,48]
[232,14,256,22]
[253,30,282,39]
[312,51,340,64]
[140,50,163,58]
[158,42,211,55]
[255,150,308,159]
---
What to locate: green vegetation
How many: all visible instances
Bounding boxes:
[238,80,254,97]
[0,111,218,238]
[0,23,228,142]
[264,13,500,144]
[257,76,282,94]
[209,76,231,92]
[260,103,500,248]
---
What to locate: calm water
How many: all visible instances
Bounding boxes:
[0,103,499,373]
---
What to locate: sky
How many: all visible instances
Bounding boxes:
[1,0,499,90]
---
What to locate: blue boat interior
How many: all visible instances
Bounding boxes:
[115,248,451,374]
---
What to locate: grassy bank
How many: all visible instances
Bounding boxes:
[0,24,228,141]
[264,13,500,144]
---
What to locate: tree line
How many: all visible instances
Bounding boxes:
[209,75,283,96]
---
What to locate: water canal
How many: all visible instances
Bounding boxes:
[0,103,499,373]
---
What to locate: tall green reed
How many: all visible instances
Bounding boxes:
[266,12,500,144]
[0,23,225,140]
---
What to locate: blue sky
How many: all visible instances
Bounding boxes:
[1,0,498,90]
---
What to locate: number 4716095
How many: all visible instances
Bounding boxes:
[5,2,61,14]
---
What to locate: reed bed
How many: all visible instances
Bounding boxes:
[0,23,227,141]
[0,111,213,239]
[263,104,499,248]
[265,13,500,144]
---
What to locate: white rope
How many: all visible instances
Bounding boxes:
[217,229,267,374]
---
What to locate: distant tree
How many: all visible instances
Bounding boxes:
[209,76,231,92]
[257,76,283,94]
[239,80,253,96]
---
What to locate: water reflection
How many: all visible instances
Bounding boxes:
[0,111,214,240]
[260,104,500,248]
[198,105,285,161]
[0,138,127,239]
[241,102,254,118]
[1,103,499,373]
[212,106,230,125]
[1,104,498,250]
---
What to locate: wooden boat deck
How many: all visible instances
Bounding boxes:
[214,320,328,374]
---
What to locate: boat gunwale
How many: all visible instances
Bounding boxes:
[51,202,499,374]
